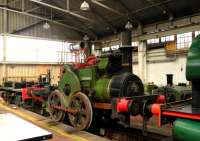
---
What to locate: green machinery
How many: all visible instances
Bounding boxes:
[47,53,144,130]
[146,73,191,102]
[172,35,200,141]
[47,31,144,130]
[48,32,200,141]
[152,35,200,141]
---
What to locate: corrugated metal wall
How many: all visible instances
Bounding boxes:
[0,64,61,85]
[0,0,82,40]
[8,12,40,33]
[0,9,4,33]
[16,22,82,40]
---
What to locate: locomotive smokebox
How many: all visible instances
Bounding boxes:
[120,30,133,73]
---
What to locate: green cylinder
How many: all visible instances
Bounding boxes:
[94,78,111,101]
[173,118,200,141]
[186,35,200,80]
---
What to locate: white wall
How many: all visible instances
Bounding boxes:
[133,64,139,76]
[146,56,187,86]
[132,47,188,86]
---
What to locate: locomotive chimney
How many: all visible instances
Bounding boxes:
[120,30,133,73]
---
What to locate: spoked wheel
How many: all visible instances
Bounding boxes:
[68,92,93,130]
[48,90,65,122]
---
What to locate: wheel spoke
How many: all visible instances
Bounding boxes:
[48,91,65,122]
[68,92,93,130]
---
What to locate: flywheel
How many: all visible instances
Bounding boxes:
[68,92,93,130]
[48,90,65,122]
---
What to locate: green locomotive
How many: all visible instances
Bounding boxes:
[48,32,200,141]
[47,31,145,130]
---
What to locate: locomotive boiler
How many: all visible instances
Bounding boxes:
[47,31,145,130]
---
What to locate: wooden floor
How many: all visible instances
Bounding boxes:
[0,98,109,141]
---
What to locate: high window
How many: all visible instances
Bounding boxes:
[177,32,192,49]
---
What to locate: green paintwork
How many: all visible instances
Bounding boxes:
[145,84,158,94]
[98,57,109,70]
[58,67,81,94]
[78,67,96,88]
[173,118,200,141]
[155,86,191,101]
[186,35,200,80]
[94,78,111,101]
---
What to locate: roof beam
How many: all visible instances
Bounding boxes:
[145,0,174,20]
[118,0,142,25]
[50,0,97,39]
[105,0,173,23]
[91,7,117,33]
[90,0,123,16]
[25,6,43,13]
[29,0,93,22]
[11,20,44,34]
[81,0,117,33]
[69,16,97,39]
[0,6,86,34]
[90,0,142,25]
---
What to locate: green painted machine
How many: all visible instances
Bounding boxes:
[47,31,144,130]
[171,35,200,141]
[48,33,200,141]
[149,35,200,141]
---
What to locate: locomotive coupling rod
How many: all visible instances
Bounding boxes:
[52,105,78,114]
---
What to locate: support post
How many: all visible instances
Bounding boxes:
[138,41,147,83]
[2,35,7,84]
[1,0,8,84]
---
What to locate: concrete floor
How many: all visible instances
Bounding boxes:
[0,98,109,141]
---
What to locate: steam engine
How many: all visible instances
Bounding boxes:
[48,32,200,141]
[47,31,147,130]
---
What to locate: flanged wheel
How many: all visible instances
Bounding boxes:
[68,92,93,130]
[48,90,65,122]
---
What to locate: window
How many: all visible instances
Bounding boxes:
[111,45,119,50]
[147,38,159,44]
[177,32,192,49]
[132,41,139,47]
[6,36,71,63]
[161,35,175,42]
[195,31,200,37]
[102,47,110,52]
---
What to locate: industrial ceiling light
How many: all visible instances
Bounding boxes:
[83,34,89,41]
[80,1,90,11]
[43,21,50,29]
[125,21,133,30]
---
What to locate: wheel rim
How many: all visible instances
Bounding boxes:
[68,92,93,130]
[48,91,65,122]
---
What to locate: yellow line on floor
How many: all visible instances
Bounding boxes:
[0,103,89,141]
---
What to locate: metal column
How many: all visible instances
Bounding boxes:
[138,41,147,83]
